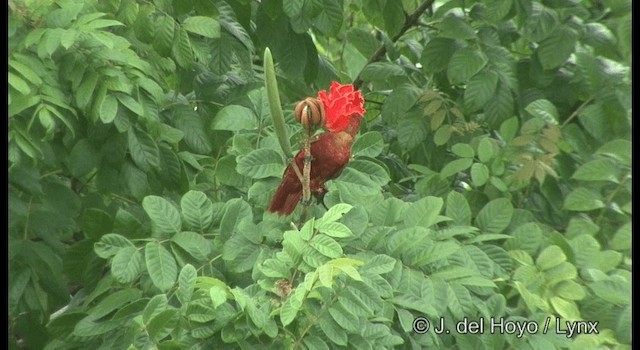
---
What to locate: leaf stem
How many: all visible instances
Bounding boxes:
[561,95,595,128]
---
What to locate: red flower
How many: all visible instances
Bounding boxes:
[317,81,366,132]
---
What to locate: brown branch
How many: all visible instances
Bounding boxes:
[302,136,312,204]
[352,0,436,90]
[298,111,313,224]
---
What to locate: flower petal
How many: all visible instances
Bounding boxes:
[317,81,366,132]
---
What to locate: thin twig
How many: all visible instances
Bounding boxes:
[561,96,595,128]
[352,0,436,90]
[299,106,313,224]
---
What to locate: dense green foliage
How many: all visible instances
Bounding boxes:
[9,0,631,349]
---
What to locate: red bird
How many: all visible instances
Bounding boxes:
[268,82,366,216]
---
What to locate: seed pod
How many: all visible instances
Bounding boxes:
[294,97,325,130]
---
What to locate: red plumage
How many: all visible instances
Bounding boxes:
[268,82,366,216]
[268,115,362,215]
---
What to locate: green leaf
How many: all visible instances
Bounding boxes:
[67,139,98,177]
[303,335,329,350]
[83,19,124,30]
[86,288,142,320]
[543,262,577,286]
[348,159,390,186]
[535,245,566,271]
[576,104,609,144]
[313,0,344,35]
[440,15,476,40]
[537,25,578,70]
[219,7,253,51]
[525,99,559,124]
[144,241,178,292]
[521,2,558,42]
[115,93,143,116]
[452,143,474,158]
[397,115,428,150]
[172,231,211,261]
[315,221,352,238]
[183,16,220,38]
[75,71,98,110]
[99,94,118,123]
[72,317,120,337]
[404,196,444,229]
[610,222,631,251]
[477,137,495,163]
[421,37,460,73]
[447,283,473,319]
[470,163,490,187]
[9,58,42,86]
[464,69,498,113]
[572,159,620,183]
[575,52,606,95]
[180,190,214,232]
[554,280,586,301]
[318,265,333,288]
[94,233,134,259]
[37,106,55,138]
[153,15,175,56]
[280,296,300,327]
[596,139,631,167]
[328,303,359,333]
[447,47,488,85]
[318,313,348,346]
[211,105,258,131]
[475,198,513,234]
[222,233,261,272]
[128,129,160,172]
[79,208,112,240]
[177,264,197,305]
[588,278,630,305]
[550,297,581,320]
[617,305,631,343]
[360,62,406,81]
[498,119,518,145]
[259,259,290,278]
[9,71,32,95]
[147,309,179,341]
[209,285,227,308]
[220,198,252,238]
[310,235,343,258]
[111,246,142,284]
[352,131,384,157]
[415,241,461,266]
[172,28,194,69]
[381,0,403,37]
[176,111,212,154]
[236,148,284,179]
[361,254,396,275]
[142,196,182,237]
[484,81,514,127]
[446,191,471,226]
[334,167,381,198]
[483,0,512,22]
[433,125,452,146]
[563,188,604,211]
[440,158,473,178]
[320,203,353,223]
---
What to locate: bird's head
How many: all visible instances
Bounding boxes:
[318,81,366,136]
